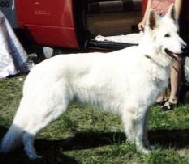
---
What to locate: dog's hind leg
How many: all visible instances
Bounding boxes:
[11,91,71,160]
[22,132,40,160]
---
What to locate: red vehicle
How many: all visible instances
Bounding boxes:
[1,0,189,102]
[0,0,142,51]
[0,0,189,51]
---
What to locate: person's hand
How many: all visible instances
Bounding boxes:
[138,21,145,31]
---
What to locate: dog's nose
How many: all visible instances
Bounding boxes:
[181,42,187,52]
[181,41,188,52]
[180,42,188,57]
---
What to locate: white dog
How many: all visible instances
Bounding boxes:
[0,5,186,160]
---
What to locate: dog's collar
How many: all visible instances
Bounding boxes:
[145,54,165,68]
[145,55,151,59]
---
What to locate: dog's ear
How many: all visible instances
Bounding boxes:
[166,4,177,21]
[0,16,5,25]
[146,9,159,30]
[0,11,5,25]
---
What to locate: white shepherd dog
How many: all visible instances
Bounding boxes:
[0,5,186,159]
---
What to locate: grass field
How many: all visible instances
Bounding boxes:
[0,75,189,164]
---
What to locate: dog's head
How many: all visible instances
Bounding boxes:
[144,4,186,63]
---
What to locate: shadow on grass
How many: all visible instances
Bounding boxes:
[148,129,189,148]
[0,126,78,164]
[0,126,189,163]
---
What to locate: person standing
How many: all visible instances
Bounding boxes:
[138,0,183,110]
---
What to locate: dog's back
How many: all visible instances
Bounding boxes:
[23,49,145,109]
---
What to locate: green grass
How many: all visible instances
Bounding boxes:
[0,76,189,164]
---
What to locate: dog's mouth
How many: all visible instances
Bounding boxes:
[164,48,181,60]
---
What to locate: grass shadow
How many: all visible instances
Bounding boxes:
[1,126,189,163]
[148,129,189,148]
[0,126,79,164]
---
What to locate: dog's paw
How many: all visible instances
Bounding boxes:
[30,155,42,160]
[137,146,151,154]
[149,144,158,150]
[27,153,42,160]
[141,148,151,154]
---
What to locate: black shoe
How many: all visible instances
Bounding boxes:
[162,101,177,111]
[155,101,165,106]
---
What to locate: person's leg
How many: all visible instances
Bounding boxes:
[156,92,167,104]
[170,59,181,101]
[163,58,181,110]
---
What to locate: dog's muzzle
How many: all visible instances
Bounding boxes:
[165,42,187,60]
[164,48,180,60]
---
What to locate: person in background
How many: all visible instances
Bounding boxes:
[138,0,183,110]
[0,10,33,79]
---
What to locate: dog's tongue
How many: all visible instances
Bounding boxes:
[174,54,182,61]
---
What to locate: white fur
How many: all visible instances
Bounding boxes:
[0,5,186,160]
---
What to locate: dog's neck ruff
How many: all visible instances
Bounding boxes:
[144,54,169,87]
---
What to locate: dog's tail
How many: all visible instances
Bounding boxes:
[0,124,23,153]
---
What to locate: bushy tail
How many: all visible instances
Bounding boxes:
[0,125,23,153]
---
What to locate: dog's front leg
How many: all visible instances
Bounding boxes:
[135,107,151,154]
[122,108,137,144]
[143,108,151,148]
[122,107,151,154]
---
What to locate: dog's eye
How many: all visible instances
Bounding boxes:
[164,34,170,37]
